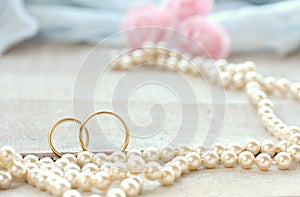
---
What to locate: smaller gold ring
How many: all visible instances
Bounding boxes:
[79,111,130,152]
[48,118,89,157]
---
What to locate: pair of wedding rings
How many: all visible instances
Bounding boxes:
[48,111,130,157]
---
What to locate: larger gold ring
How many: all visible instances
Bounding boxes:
[48,118,89,157]
[79,111,130,152]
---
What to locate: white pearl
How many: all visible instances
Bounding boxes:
[51,178,72,197]
[275,152,292,170]
[185,152,202,171]
[62,154,77,164]
[126,155,145,173]
[176,144,190,156]
[9,160,26,179]
[287,145,300,162]
[24,154,39,164]
[94,171,112,190]
[260,140,276,157]
[256,153,272,171]
[120,178,140,197]
[63,189,81,197]
[0,146,16,164]
[238,151,254,169]
[144,162,162,180]
[79,171,95,192]
[202,150,219,169]
[220,150,237,168]
[159,167,176,186]
[244,139,260,155]
[109,151,127,163]
[0,170,13,189]
[142,147,160,162]
[64,169,81,188]
[160,146,176,163]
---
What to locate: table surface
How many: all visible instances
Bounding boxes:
[0,42,300,196]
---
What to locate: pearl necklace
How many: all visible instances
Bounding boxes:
[0,43,300,197]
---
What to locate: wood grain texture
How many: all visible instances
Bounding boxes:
[0,42,300,196]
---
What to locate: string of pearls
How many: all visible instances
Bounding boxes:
[1,42,300,196]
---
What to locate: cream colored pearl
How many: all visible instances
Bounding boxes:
[211,143,225,156]
[173,156,189,174]
[144,162,162,181]
[77,151,94,167]
[109,151,127,163]
[62,154,77,164]
[0,170,13,189]
[120,178,140,197]
[238,151,254,169]
[55,159,70,170]
[166,57,179,70]
[277,140,288,152]
[142,147,160,162]
[287,145,300,162]
[168,162,182,178]
[0,146,16,164]
[131,49,146,64]
[228,143,244,155]
[110,162,128,180]
[159,167,176,186]
[219,72,231,88]
[274,152,292,170]
[9,160,26,179]
[24,154,39,164]
[107,188,126,197]
[233,72,245,89]
[64,169,81,188]
[39,157,54,166]
[94,153,109,166]
[26,168,41,186]
[126,155,146,173]
[256,153,272,171]
[129,175,143,189]
[289,133,300,146]
[258,106,274,117]
[120,55,133,69]
[51,178,72,197]
[290,82,300,97]
[276,78,291,93]
[64,163,81,172]
[82,163,99,173]
[40,163,55,171]
[127,149,143,158]
[257,99,274,109]
[244,139,260,155]
[220,150,237,168]
[202,150,219,169]
[79,171,95,192]
[185,152,202,171]
[260,140,277,157]
[160,146,176,163]
[176,144,191,156]
[94,171,112,190]
[192,143,206,154]
[63,189,81,197]
[35,171,49,190]
[25,163,38,171]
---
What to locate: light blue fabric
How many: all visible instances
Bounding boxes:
[0,0,300,56]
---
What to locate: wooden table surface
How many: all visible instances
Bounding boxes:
[0,42,299,196]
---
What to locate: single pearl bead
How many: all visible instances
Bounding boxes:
[256,153,272,171]
[274,152,292,170]
[276,78,291,93]
[142,147,160,162]
[62,154,77,164]
[129,175,143,190]
[245,71,263,83]
[26,168,41,186]
[24,154,39,164]
[260,140,277,157]
[258,106,274,117]
[120,178,140,197]
[51,178,72,197]
[159,167,176,186]
[215,59,228,72]
[177,59,191,72]
[160,146,176,163]
[94,153,109,167]
[82,163,99,174]
[192,143,206,155]
[185,152,202,171]
[0,146,16,164]
[63,189,81,197]
[173,156,189,174]
[35,171,49,190]
[257,99,274,109]
[64,169,81,188]
[126,155,145,173]
[144,162,162,180]
[120,55,133,69]
[218,72,231,88]
[64,163,81,172]
[233,72,245,89]
[289,133,300,146]
[9,160,26,179]
[131,49,146,64]
[25,162,38,171]
[263,76,276,92]
[290,82,300,97]
[107,188,126,197]
[202,150,219,169]
[127,149,143,158]
[244,139,260,155]
[238,151,254,169]
[243,61,257,72]
[40,163,55,171]
[277,140,288,152]
[79,171,95,192]
[110,162,128,180]
[55,159,70,170]
[94,171,112,190]
[287,145,300,162]
[228,143,244,155]
[77,151,94,167]
[39,157,54,166]
[166,57,179,70]
[168,161,182,178]
[176,144,190,156]
[211,143,226,156]
[220,150,237,168]
[0,170,13,189]
[109,151,127,163]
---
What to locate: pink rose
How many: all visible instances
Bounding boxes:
[177,16,231,59]
[122,3,177,48]
[166,0,214,20]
